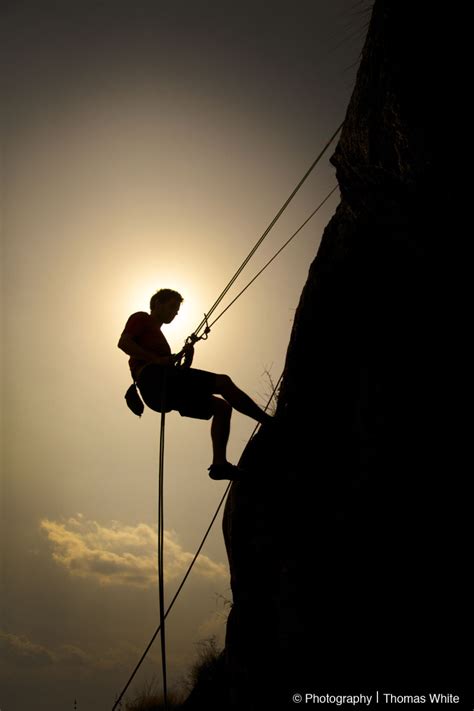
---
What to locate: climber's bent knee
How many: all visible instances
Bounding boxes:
[214,374,233,394]
[211,396,232,417]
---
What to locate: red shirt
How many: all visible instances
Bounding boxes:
[122,312,171,380]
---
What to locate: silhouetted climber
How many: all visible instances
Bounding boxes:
[118,288,272,480]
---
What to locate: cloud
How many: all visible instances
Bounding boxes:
[40,514,228,588]
[0,632,55,668]
[0,631,138,676]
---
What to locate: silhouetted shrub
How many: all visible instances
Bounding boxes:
[123,637,227,710]
[124,678,182,711]
[181,636,228,709]
[185,637,222,693]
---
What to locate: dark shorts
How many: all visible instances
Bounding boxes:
[137,365,216,420]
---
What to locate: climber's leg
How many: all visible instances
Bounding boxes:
[210,396,232,465]
[214,375,272,425]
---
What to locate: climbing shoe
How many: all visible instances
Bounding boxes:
[208,462,243,481]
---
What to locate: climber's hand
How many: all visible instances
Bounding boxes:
[179,342,194,369]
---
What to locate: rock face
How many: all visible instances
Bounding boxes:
[223,1,466,709]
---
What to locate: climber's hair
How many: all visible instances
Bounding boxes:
[150,288,183,310]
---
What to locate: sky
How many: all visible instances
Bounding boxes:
[1,1,367,708]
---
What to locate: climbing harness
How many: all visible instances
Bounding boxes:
[114,122,342,710]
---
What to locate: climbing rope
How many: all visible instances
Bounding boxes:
[191,121,343,340]
[206,185,338,330]
[111,484,230,711]
[157,377,168,711]
[112,374,282,710]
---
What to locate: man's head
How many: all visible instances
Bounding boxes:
[150,288,183,323]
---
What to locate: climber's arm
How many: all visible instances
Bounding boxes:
[117,333,178,366]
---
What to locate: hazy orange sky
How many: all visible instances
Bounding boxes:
[1,1,367,708]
